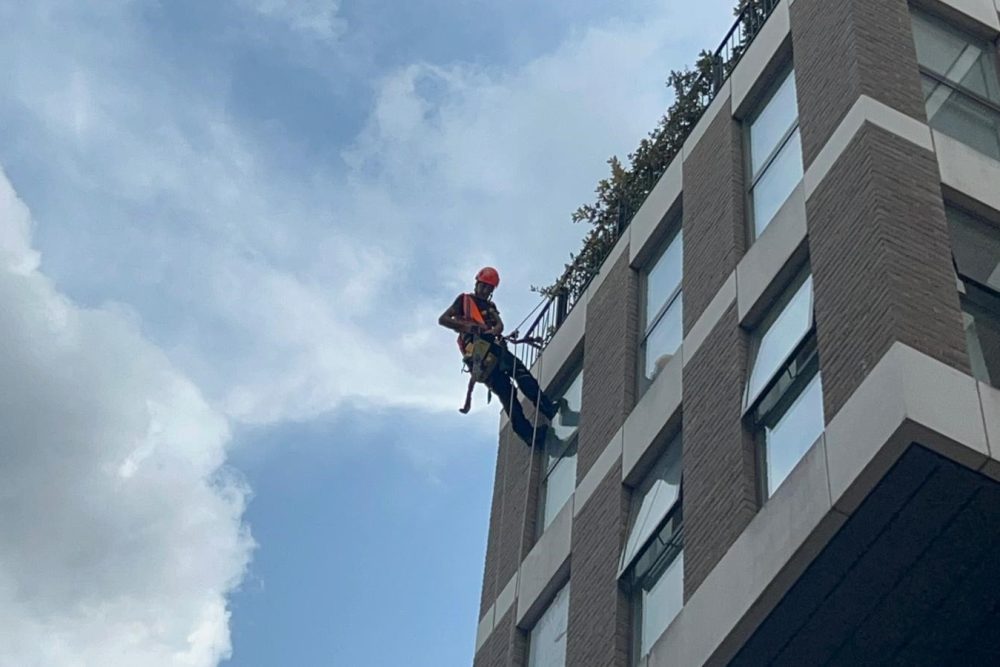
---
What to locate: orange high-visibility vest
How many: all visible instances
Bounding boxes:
[456,293,487,352]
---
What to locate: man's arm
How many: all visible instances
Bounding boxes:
[486,309,504,337]
[439,301,478,335]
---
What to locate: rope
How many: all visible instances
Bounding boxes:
[510,295,548,334]
[505,340,546,667]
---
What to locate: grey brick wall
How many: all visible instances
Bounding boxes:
[806,124,969,420]
[682,304,757,597]
[791,0,927,168]
[475,0,979,659]
[682,98,746,331]
[473,608,527,667]
[566,460,631,666]
[479,422,545,616]
[579,251,638,479]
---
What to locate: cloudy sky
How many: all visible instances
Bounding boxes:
[0,0,736,664]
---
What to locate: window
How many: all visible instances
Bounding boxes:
[527,581,569,667]
[640,228,683,393]
[748,69,803,238]
[540,368,582,531]
[745,269,824,497]
[948,206,1000,386]
[912,9,1000,161]
[619,436,683,662]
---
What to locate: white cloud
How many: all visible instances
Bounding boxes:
[241,0,345,40]
[0,169,252,665]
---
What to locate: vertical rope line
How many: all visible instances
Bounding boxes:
[506,342,546,667]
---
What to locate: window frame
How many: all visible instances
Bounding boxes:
[619,435,684,664]
[526,580,570,667]
[743,266,824,499]
[745,66,802,240]
[538,366,582,534]
[638,224,684,396]
[912,8,1000,159]
[626,504,684,664]
[949,204,1000,388]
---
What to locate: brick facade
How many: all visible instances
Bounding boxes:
[794,0,970,420]
[579,251,638,480]
[566,461,631,666]
[479,422,545,616]
[806,124,969,421]
[791,0,927,168]
[682,305,757,597]
[681,98,746,331]
[474,0,992,662]
[474,608,527,667]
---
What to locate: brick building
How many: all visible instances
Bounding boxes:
[473,0,1000,665]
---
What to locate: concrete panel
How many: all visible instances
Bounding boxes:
[934,130,1000,216]
[931,0,1000,32]
[804,95,934,200]
[496,574,517,624]
[736,182,807,324]
[516,494,573,627]
[475,605,495,653]
[646,435,844,667]
[536,289,587,389]
[574,428,623,517]
[629,157,683,266]
[683,273,737,367]
[977,380,1000,464]
[825,343,989,515]
[732,0,791,115]
[622,351,683,484]
[682,83,732,163]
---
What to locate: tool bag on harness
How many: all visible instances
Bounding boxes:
[457,294,499,383]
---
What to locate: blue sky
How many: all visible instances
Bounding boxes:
[0,0,735,664]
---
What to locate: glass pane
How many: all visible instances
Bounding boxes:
[550,370,583,445]
[642,295,683,386]
[750,70,799,175]
[747,274,813,407]
[948,207,1000,290]
[646,230,683,327]
[923,76,1000,162]
[528,582,570,667]
[621,438,682,572]
[752,129,803,237]
[765,372,824,496]
[912,12,1000,103]
[640,551,684,656]
[963,300,1000,388]
[543,453,577,530]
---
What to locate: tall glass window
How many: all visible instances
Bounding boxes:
[640,227,683,394]
[619,436,683,663]
[745,269,824,497]
[912,9,1000,161]
[748,69,803,238]
[541,368,582,530]
[527,581,569,667]
[948,206,1000,387]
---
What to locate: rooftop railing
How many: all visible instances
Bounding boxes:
[513,0,781,369]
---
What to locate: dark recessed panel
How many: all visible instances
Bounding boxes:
[730,445,1000,666]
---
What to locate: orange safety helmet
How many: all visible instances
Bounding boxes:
[475,266,500,288]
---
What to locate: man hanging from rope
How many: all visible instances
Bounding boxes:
[439,267,559,447]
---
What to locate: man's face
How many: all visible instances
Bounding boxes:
[474,281,495,299]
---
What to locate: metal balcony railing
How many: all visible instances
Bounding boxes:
[513,0,782,368]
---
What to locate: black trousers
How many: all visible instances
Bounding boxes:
[483,343,557,447]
